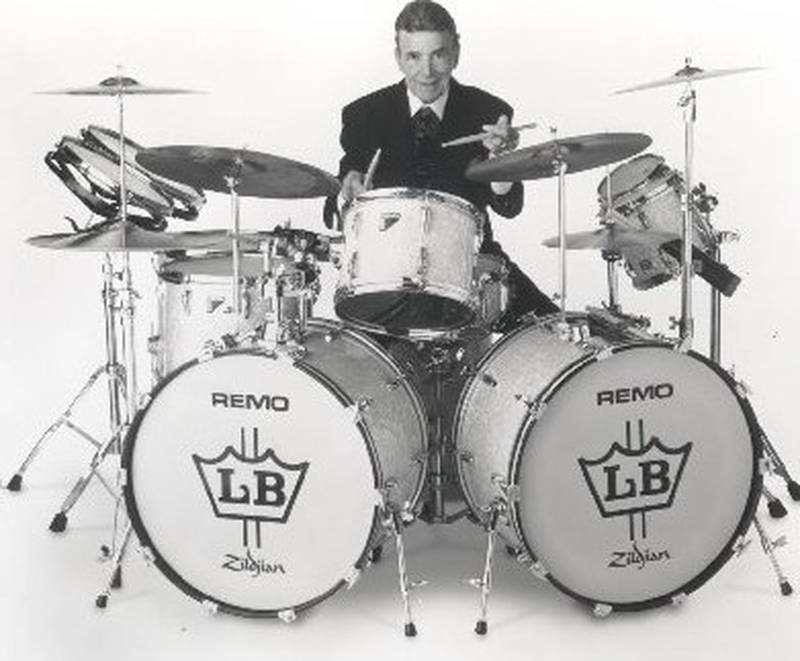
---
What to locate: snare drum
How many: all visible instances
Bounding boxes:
[124,319,428,617]
[598,154,714,290]
[455,312,761,611]
[335,188,484,337]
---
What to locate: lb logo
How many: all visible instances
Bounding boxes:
[193,446,309,524]
[579,435,692,518]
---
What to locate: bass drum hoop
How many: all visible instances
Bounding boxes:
[506,342,763,612]
[122,347,381,618]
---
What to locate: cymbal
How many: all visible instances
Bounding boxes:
[136,146,341,199]
[27,224,266,253]
[613,62,763,95]
[39,76,199,96]
[465,133,652,182]
[542,226,677,252]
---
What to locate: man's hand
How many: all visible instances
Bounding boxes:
[341,170,367,202]
[481,114,519,158]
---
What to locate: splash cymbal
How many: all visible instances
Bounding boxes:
[613,62,763,95]
[39,76,200,96]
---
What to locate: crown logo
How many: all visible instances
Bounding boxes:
[193,446,309,524]
[578,437,692,518]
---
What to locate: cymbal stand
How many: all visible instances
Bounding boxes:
[678,61,697,346]
[552,128,569,320]
[602,252,622,312]
[226,156,245,316]
[5,254,127,517]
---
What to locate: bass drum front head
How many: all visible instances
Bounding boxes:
[123,351,379,616]
[512,345,761,610]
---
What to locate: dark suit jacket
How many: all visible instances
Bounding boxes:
[325,79,523,250]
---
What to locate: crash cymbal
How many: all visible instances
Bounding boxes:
[465,133,652,182]
[542,226,677,252]
[613,61,763,95]
[136,146,341,199]
[26,223,267,253]
[39,76,199,96]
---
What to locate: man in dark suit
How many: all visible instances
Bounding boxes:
[326,0,557,329]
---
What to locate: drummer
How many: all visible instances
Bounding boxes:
[324,0,557,328]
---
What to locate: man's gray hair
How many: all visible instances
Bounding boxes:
[394,1,459,44]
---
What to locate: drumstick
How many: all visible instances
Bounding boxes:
[441,122,538,148]
[364,148,382,190]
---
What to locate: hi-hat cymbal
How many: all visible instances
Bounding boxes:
[136,146,341,199]
[27,224,267,253]
[465,133,652,182]
[39,76,200,96]
[613,62,763,95]
[542,226,676,252]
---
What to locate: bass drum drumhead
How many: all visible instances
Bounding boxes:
[123,321,427,616]
[512,345,761,609]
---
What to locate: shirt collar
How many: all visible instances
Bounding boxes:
[406,84,450,120]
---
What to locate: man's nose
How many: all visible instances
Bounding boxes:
[419,57,433,78]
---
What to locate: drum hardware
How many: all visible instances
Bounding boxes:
[751,516,793,596]
[6,253,131,533]
[762,484,789,520]
[380,493,427,637]
[469,504,502,636]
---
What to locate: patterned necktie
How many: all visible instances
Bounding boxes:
[412,106,441,185]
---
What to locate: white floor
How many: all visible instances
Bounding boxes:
[1,433,799,661]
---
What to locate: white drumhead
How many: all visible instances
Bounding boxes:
[125,351,379,615]
[514,346,758,607]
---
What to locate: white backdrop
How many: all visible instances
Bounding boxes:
[0,1,799,659]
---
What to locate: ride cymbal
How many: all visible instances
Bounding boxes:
[466,133,652,182]
[136,146,341,199]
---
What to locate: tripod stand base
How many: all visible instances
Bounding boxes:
[6,474,22,492]
[95,594,109,609]
[474,620,488,636]
[781,580,793,596]
[49,512,68,533]
[787,481,800,501]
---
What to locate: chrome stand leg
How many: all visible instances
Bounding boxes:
[759,422,800,502]
[49,424,124,533]
[762,484,788,520]
[5,365,116,491]
[470,505,500,635]
[753,515,793,597]
[384,504,425,637]
[96,521,134,609]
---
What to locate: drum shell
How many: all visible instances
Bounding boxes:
[154,253,266,376]
[124,319,428,616]
[335,188,484,335]
[455,314,762,610]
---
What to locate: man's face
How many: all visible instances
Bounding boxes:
[395,30,459,104]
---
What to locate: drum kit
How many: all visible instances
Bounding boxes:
[4,61,800,637]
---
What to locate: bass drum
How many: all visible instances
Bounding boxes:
[455,313,762,611]
[124,319,428,617]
